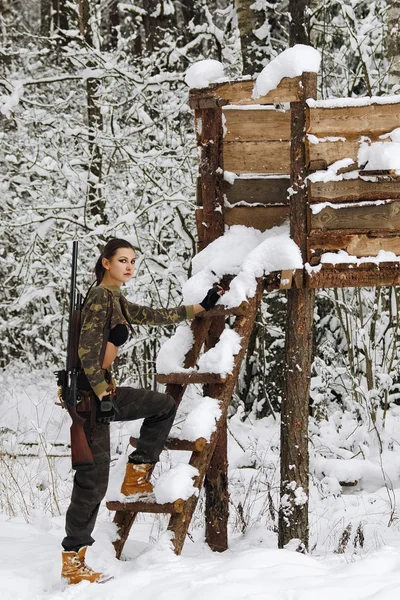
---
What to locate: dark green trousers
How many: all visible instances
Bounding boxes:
[62,387,176,551]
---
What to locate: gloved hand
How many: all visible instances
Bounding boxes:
[199,285,224,311]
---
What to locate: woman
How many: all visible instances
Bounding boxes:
[61,238,222,585]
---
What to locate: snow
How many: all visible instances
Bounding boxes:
[307,134,347,144]
[154,463,199,504]
[184,60,225,89]
[156,324,194,374]
[314,249,400,267]
[5,370,400,597]
[307,95,400,109]
[182,224,302,309]
[0,80,24,117]
[358,140,400,172]
[198,329,242,376]
[307,159,356,183]
[223,170,237,184]
[253,45,321,99]
[180,397,222,442]
[310,199,389,215]
[223,104,289,111]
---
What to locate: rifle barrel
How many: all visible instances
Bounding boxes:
[66,241,78,371]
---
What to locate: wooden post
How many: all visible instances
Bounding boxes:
[194,101,228,550]
[195,104,225,250]
[204,316,228,552]
[278,72,317,551]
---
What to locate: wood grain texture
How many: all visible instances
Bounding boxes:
[223,140,290,173]
[222,177,290,205]
[225,205,289,229]
[129,436,207,453]
[309,178,400,203]
[197,205,289,231]
[278,72,317,552]
[308,231,400,258]
[189,76,304,108]
[310,199,400,232]
[307,103,400,137]
[223,108,290,141]
[307,138,360,170]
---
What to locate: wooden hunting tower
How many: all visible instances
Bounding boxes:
[108,72,400,556]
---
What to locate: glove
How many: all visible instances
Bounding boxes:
[200,285,223,311]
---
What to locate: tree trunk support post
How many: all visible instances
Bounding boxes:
[278,72,317,551]
[195,104,228,552]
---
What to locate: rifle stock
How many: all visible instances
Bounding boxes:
[57,241,94,471]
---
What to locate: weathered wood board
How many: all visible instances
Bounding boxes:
[305,262,400,289]
[307,102,400,138]
[189,76,305,108]
[222,177,289,205]
[196,205,289,234]
[223,108,291,141]
[310,199,400,232]
[223,140,290,174]
[308,231,400,261]
[306,138,361,170]
[225,205,289,229]
[308,178,400,203]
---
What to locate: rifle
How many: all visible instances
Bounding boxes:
[56,241,94,471]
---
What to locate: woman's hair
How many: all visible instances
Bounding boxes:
[94,238,136,285]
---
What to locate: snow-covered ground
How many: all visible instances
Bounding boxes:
[3,367,400,599]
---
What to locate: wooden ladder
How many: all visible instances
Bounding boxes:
[106,281,263,557]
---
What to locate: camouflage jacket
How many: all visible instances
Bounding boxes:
[78,284,195,397]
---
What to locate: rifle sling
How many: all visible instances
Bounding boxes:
[99,289,114,368]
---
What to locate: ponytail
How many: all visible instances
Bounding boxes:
[94,255,106,285]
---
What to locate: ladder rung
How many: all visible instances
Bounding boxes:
[129,435,207,453]
[106,497,185,514]
[196,304,247,318]
[156,372,227,385]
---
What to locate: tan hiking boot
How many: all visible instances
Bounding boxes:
[121,463,154,496]
[61,546,106,585]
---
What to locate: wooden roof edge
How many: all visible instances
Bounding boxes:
[188,73,316,110]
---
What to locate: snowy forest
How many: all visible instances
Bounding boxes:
[3,1,400,598]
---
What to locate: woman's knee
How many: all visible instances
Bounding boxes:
[163,394,177,416]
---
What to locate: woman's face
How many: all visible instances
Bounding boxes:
[102,247,136,285]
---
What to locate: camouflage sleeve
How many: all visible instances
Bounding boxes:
[78,286,109,397]
[122,297,195,325]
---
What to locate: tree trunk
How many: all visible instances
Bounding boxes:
[77,0,106,225]
[102,0,120,50]
[140,0,176,55]
[40,0,52,36]
[52,0,69,33]
[289,0,309,46]
[235,0,266,75]
[387,1,400,89]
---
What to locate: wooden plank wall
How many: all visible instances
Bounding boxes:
[219,100,292,232]
[306,100,400,262]
[306,102,400,170]
[192,78,400,273]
